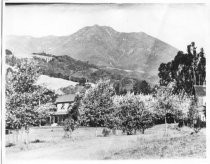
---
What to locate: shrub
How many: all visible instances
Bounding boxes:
[63,117,79,138]
[6,143,15,147]
[102,128,111,137]
[30,139,44,143]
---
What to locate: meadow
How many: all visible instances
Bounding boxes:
[6,124,206,160]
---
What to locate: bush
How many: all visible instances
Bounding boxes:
[102,128,111,137]
[6,143,15,147]
[63,117,78,132]
[30,139,45,143]
[63,117,79,138]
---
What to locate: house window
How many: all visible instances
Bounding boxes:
[67,103,72,110]
[61,103,65,110]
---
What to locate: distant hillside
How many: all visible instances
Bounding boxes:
[32,53,127,83]
[6,25,178,83]
[35,75,78,95]
[6,51,155,94]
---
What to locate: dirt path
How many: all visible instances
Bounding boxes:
[6,135,139,161]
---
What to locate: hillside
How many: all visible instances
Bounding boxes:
[6,25,178,83]
[35,75,79,95]
[6,51,131,85]
[32,54,129,83]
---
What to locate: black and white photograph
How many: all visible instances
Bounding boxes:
[1,0,209,162]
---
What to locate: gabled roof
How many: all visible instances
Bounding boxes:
[56,94,75,103]
[194,85,206,97]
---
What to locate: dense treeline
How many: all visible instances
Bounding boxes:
[69,79,203,136]
[158,42,206,95]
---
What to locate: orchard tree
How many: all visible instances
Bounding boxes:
[154,86,175,134]
[34,102,56,126]
[113,93,153,135]
[80,80,115,128]
[171,93,191,123]
[6,59,57,129]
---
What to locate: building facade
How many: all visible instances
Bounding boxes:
[51,94,75,125]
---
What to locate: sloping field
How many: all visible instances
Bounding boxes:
[35,75,78,92]
[5,124,206,161]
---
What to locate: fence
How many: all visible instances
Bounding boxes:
[6,128,29,147]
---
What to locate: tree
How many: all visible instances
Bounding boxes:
[6,59,57,129]
[133,80,151,95]
[154,86,175,135]
[158,42,206,95]
[80,80,115,127]
[34,102,56,126]
[113,93,154,135]
[171,93,191,124]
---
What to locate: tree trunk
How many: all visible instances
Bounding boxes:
[95,127,98,137]
[174,116,176,123]
[165,115,168,135]
[15,129,19,144]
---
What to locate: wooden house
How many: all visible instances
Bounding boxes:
[51,94,76,125]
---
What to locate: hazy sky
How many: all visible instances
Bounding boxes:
[5,3,208,51]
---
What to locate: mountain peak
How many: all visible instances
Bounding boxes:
[75,24,118,36]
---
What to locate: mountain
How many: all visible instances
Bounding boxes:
[6,25,178,83]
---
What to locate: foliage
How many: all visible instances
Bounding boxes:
[60,85,77,95]
[154,85,193,131]
[154,86,174,119]
[6,59,57,129]
[102,128,112,137]
[187,97,199,127]
[158,42,206,95]
[34,102,56,125]
[6,50,21,67]
[133,80,152,95]
[113,78,135,95]
[63,117,79,132]
[171,93,191,121]
[68,93,83,122]
[80,80,115,127]
[113,93,154,135]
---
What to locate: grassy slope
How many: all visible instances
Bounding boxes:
[6,124,206,160]
[101,125,206,159]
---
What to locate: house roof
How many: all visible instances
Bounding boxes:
[194,85,206,97]
[56,94,75,103]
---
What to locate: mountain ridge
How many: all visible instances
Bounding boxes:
[6,25,178,83]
